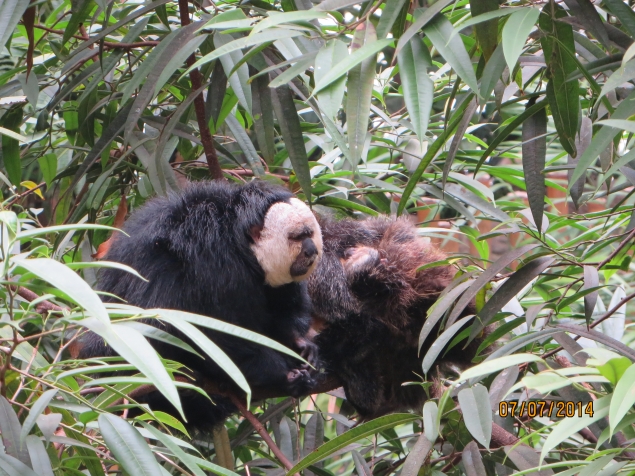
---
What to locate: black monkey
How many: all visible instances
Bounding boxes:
[308,216,481,420]
[79,180,322,429]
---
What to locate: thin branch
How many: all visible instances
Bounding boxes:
[33,24,159,48]
[177,0,224,181]
[228,393,298,474]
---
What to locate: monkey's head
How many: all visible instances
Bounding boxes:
[250,198,323,287]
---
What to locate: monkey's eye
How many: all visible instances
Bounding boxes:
[288,229,313,241]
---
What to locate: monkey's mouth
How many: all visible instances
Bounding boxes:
[290,254,318,279]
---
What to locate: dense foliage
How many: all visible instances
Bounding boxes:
[2,0,635,474]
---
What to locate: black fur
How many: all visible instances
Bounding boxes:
[79,181,317,430]
[309,216,480,419]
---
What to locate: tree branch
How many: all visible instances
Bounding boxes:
[178,0,224,181]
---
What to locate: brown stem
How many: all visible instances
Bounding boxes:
[12,286,64,312]
[597,227,635,270]
[177,0,224,181]
[33,24,159,48]
[228,393,297,474]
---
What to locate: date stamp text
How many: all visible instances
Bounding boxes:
[499,401,594,418]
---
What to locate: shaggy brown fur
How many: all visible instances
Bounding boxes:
[308,216,479,419]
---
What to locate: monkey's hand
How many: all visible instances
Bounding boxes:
[286,368,316,397]
[295,336,319,370]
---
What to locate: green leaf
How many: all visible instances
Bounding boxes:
[377,0,408,39]
[0,397,30,464]
[20,390,58,444]
[470,256,555,342]
[398,94,475,215]
[286,414,421,475]
[540,3,580,156]
[603,0,635,38]
[422,315,474,375]
[521,99,547,232]
[154,312,251,406]
[312,0,364,11]
[98,414,163,476]
[24,436,54,476]
[462,441,487,476]
[423,13,479,96]
[400,434,432,476]
[251,73,276,164]
[347,21,378,165]
[187,29,303,73]
[598,357,632,386]
[541,395,610,461]
[313,38,392,95]
[569,89,635,187]
[395,0,454,56]
[215,32,252,115]
[502,8,540,73]
[140,423,208,476]
[314,40,348,119]
[268,55,315,89]
[271,85,312,201]
[447,244,539,329]
[0,0,31,48]
[77,317,183,418]
[459,354,544,382]
[469,0,499,61]
[0,106,23,186]
[225,114,265,177]
[63,0,93,45]
[422,401,438,442]
[0,126,27,143]
[397,36,433,141]
[16,258,110,323]
[474,100,547,174]
[458,385,492,448]
[609,363,635,433]
[251,10,329,35]
[125,23,203,142]
[479,41,506,102]
[504,444,553,476]
[582,265,599,325]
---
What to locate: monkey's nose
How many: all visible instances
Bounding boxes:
[302,239,318,258]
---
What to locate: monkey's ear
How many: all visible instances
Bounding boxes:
[250,224,264,241]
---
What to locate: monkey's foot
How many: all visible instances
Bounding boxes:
[342,246,380,278]
[286,368,316,397]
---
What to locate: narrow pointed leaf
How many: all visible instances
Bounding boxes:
[312,38,392,95]
[458,385,492,448]
[570,89,635,187]
[540,4,580,156]
[401,434,432,476]
[422,315,474,375]
[447,244,540,328]
[470,0,499,61]
[286,414,420,475]
[20,390,58,444]
[469,256,555,342]
[522,99,547,232]
[0,397,29,464]
[346,22,377,165]
[463,441,487,476]
[272,85,312,201]
[377,0,408,39]
[502,8,540,72]
[16,258,109,323]
[397,36,433,141]
[98,414,163,476]
[423,14,479,95]
[395,0,454,56]
[583,266,599,325]
[314,39,348,119]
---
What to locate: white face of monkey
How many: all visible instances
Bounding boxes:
[250,198,323,287]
